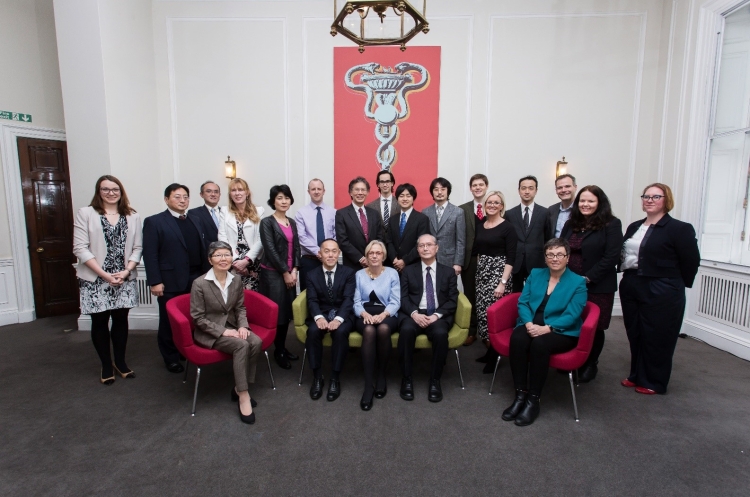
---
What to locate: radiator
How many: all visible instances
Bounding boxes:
[696,271,750,330]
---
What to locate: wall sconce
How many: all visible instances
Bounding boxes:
[225,156,236,179]
[556,156,568,178]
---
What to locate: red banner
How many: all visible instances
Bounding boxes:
[333,46,441,210]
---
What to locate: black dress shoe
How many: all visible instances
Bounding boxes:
[238,402,256,425]
[514,394,540,426]
[577,363,598,383]
[310,376,325,400]
[284,349,299,361]
[400,376,414,401]
[360,392,373,411]
[502,389,528,421]
[374,384,387,399]
[476,346,496,364]
[166,362,184,373]
[326,379,341,401]
[274,352,292,370]
[428,378,443,403]
[230,389,257,407]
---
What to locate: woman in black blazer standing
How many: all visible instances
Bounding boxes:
[259,184,301,370]
[560,185,623,382]
[619,183,700,395]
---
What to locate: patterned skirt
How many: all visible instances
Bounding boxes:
[234,260,261,292]
[79,277,138,315]
[476,255,513,341]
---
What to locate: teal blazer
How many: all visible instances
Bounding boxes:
[516,267,588,337]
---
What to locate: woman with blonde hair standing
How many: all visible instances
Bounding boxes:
[218,178,264,291]
[73,175,142,385]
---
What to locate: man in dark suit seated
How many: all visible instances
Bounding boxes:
[386,183,430,272]
[398,234,459,403]
[305,239,356,401]
[335,176,385,269]
[187,180,223,243]
[143,183,210,373]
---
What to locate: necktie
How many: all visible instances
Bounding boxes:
[383,199,390,228]
[179,214,186,220]
[436,205,444,224]
[524,206,530,231]
[399,212,407,238]
[425,267,436,316]
[326,271,334,302]
[359,208,369,242]
[316,206,325,246]
[210,208,219,228]
[476,204,484,221]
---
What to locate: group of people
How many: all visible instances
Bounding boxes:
[72,169,700,426]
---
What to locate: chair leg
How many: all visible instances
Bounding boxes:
[574,368,580,387]
[488,356,501,395]
[265,351,276,390]
[454,349,465,390]
[191,366,201,417]
[183,360,190,383]
[298,347,307,386]
[568,371,580,422]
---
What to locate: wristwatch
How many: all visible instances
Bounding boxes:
[500,278,508,285]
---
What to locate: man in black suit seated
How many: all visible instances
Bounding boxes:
[398,234,459,403]
[386,183,430,273]
[187,180,223,243]
[305,239,356,401]
[143,183,210,373]
[335,176,385,269]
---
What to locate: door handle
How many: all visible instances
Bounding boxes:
[36,247,44,253]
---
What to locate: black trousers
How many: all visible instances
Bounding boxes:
[619,273,686,393]
[157,273,201,364]
[306,318,352,372]
[509,325,577,396]
[460,255,478,337]
[298,255,321,292]
[90,308,131,371]
[512,265,530,293]
[398,312,451,380]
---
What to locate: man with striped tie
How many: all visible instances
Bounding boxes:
[366,170,398,230]
[295,179,337,291]
[386,183,430,272]
[397,234,458,403]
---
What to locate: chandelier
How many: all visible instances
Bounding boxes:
[331,1,429,53]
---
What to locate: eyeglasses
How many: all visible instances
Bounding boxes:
[640,195,664,201]
[377,180,392,184]
[417,243,436,249]
[210,253,233,259]
[100,188,121,195]
[485,201,503,207]
[545,253,568,260]
[171,195,189,201]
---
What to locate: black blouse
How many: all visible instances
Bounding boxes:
[473,221,518,262]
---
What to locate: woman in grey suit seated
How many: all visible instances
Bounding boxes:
[191,241,263,425]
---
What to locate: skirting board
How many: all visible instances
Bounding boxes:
[683,318,750,362]
[0,309,20,327]
[77,313,159,331]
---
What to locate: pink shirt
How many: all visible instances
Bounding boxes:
[261,222,295,272]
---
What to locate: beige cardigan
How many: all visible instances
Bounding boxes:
[72,206,143,282]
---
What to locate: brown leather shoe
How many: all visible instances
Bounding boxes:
[463,335,477,346]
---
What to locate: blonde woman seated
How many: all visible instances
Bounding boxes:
[353,240,401,411]
[191,241,263,425]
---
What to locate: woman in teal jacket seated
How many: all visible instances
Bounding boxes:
[503,238,587,426]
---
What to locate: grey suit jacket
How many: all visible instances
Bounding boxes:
[547,202,562,239]
[423,202,466,267]
[505,203,550,274]
[366,197,398,224]
[190,273,249,349]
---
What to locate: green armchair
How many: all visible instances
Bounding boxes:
[292,290,472,388]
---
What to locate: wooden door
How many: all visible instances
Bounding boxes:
[17,138,79,317]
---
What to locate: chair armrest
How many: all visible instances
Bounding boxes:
[487,293,520,335]
[454,292,471,329]
[292,290,309,327]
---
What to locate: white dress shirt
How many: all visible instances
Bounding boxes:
[204,268,235,304]
[621,224,649,270]
[313,265,345,323]
[168,208,186,218]
[521,202,535,224]
[415,261,442,319]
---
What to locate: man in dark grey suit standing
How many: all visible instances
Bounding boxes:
[505,175,550,293]
[422,177,465,276]
[188,180,223,243]
[547,174,577,239]
[366,170,398,231]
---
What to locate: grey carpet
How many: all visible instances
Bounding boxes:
[0,315,749,496]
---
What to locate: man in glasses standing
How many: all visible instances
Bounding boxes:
[367,171,398,238]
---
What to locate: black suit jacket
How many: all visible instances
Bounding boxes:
[142,210,210,292]
[620,214,700,288]
[188,205,220,243]
[259,216,300,272]
[399,261,458,327]
[547,202,562,239]
[305,264,356,325]
[386,210,430,266]
[335,204,385,269]
[560,218,624,294]
[504,203,550,274]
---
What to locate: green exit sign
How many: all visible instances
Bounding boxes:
[0,110,32,123]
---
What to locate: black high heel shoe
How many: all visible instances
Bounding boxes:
[274,352,292,370]
[360,392,374,411]
[231,388,257,407]
[113,364,135,379]
[238,401,256,424]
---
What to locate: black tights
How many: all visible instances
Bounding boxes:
[90,308,131,375]
[361,323,392,398]
[582,329,605,368]
[274,323,289,354]
[509,325,577,396]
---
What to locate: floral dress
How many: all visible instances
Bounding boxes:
[235,219,261,291]
[78,215,138,314]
